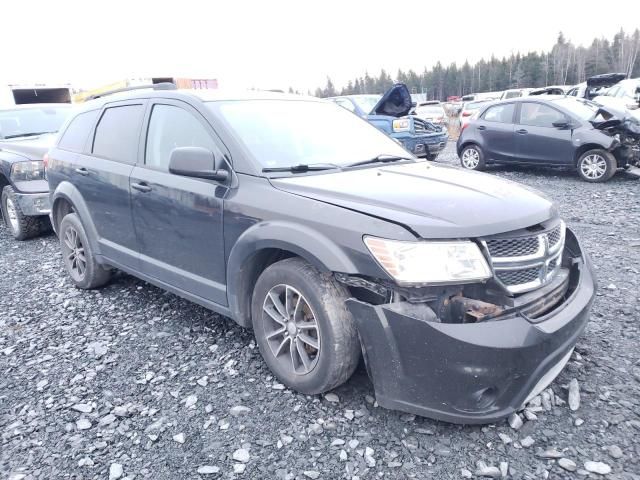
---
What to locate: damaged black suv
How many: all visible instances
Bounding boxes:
[47,85,596,424]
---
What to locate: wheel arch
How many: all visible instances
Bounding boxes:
[51,181,101,254]
[457,140,481,157]
[573,144,616,167]
[226,221,359,328]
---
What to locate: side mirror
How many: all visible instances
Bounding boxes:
[552,120,571,129]
[169,147,228,182]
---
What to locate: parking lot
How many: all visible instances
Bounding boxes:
[1,142,639,480]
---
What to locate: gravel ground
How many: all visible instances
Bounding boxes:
[2,143,640,480]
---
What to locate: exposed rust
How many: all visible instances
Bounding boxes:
[449,296,503,323]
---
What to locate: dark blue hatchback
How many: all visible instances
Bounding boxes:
[456,96,640,182]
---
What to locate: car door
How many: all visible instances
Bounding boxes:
[129,99,228,305]
[514,102,573,165]
[475,103,516,162]
[72,101,145,267]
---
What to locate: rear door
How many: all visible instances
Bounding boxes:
[73,101,145,266]
[475,103,516,162]
[129,99,228,305]
[514,102,573,165]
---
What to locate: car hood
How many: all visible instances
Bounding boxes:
[270,162,557,238]
[0,133,56,160]
[370,83,413,117]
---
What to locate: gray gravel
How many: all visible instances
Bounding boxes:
[2,142,640,479]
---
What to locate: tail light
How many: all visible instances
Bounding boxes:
[462,111,473,117]
[43,153,50,169]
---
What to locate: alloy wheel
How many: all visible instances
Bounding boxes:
[63,226,87,281]
[262,284,321,375]
[580,154,607,180]
[5,197,19,233]
[462,148,480,169]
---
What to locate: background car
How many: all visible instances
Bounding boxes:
[500,88,534,100]
[413,102,447,126]
[0,104,71,239]
[458,100,494,130]
[456,96,640,182]
[566,72,627,100]
[593,78,640,119]
[329,84,448,159]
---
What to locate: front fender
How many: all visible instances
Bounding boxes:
[226,220,361,327]
[51,181,101,255]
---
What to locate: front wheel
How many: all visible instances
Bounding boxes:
[577,149,616,182]
[460,144,486,171]
[251,257,360,395]
[1,186,47,240]
[426,153,439,161]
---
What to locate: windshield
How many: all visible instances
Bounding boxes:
[416,106,444,115]
[350,95,382,114]
[0,106,70,139]
[210,99,410,169]
[552,98,598,120]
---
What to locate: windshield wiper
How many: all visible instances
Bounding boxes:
[3,131,57,139]
[262,163,339,173]
[345,154,414,168]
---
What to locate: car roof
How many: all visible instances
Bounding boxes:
[0,103,71,111]
[77,88,324,112]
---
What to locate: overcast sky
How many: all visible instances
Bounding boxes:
[2,0,639,92]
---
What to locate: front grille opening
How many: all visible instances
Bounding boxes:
[487,237,539,257]
[497,267,540,286]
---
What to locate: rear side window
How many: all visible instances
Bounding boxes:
[482,104,515,123]
[92,105,144,164]
[145,104,217,170]
[519,103,565,128]
[58,110,99,153]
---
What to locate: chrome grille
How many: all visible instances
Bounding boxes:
[483,222,566,294]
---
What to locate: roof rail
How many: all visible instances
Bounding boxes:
[86,82,177,101]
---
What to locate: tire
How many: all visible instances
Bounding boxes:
[251,257,360,395]
[426,153,438,161]
[460,144,486,171]
[59,213,111,289]
[1,185,46,240]
[576,149,616,182]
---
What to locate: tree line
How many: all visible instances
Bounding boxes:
[311,29,640,100]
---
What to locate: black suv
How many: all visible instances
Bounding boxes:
[47,85,596,424]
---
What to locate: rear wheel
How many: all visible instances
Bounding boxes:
[251,257,360,394]
[460,144,486,171]
[1,185,46,240]
[577,149,616,182]
[59,213,111,289]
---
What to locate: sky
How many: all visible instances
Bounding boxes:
[1,0,639,92]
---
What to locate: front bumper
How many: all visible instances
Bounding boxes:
[395,131,448,156]
[346,235,596,424]
[14,192,51,216]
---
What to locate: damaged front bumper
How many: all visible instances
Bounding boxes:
[346,234,596,424]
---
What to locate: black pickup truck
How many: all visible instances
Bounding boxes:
[0,104,70,239]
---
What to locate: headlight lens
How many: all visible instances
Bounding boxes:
[392,119,411,132]
[364,236,492,285]
[11,161,45,181]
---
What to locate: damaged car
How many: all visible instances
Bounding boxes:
[48,86,595,424]
[328,83,448,160]
[457,96,640,182]
[566,72,627,100]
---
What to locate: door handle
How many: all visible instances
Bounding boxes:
[516,129,528,134]
[477,125,486,130]
[131,182,152,193]
[75,167,89,176]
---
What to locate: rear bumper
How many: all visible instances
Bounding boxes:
[14,192,51,216]
[346,236,596,424]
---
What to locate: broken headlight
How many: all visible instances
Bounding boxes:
[11,161,45,181]
[364,236,492,285]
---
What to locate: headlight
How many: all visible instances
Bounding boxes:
[11,161,45,181]
[392,119,411,132]
[364,236,492,285]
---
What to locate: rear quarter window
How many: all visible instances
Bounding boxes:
[92,104,144,164]
[57,110,100,153]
